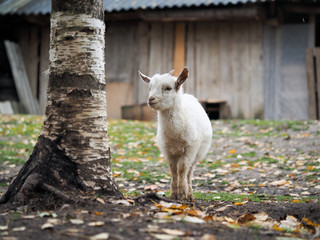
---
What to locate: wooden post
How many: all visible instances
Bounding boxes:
[173,23,186,76]
[315,48,320,119]
[306,48,320,120]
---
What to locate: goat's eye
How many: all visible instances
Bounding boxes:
[165,86,172,91]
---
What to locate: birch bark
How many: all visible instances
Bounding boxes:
[0,0,121,205]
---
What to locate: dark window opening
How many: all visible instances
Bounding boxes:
[283,12,310,24]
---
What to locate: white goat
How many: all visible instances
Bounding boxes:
[139,68,212,200]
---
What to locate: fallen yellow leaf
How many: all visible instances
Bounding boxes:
[229,149,236,154]
[94,211,104,216]
[203,215,214,223]
[272,224,285,232]
[302,217,320,228]
[185,209,199,216]
[170,204,188,210]
[307,166,314,171]
[234,202,244,206]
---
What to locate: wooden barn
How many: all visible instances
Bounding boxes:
[0,0,319,120]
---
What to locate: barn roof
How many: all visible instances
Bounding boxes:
[0,0,266,15]
[103,0,266,12]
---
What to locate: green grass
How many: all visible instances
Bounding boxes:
[0,115,42,165]
[208,160,223,170]
[216,119,312,138]
[259,156,279,164]
[193,192,319,203]
[241,151,257,158]
[1,115,319,204]
[0,140,34,164]
[0,115,42,137]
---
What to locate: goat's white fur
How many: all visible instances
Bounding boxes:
[139,68,212,200]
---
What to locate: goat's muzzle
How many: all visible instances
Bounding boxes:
[148,96,156,105]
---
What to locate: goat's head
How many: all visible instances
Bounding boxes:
[138,68,189,110]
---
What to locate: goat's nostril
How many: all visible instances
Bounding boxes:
[149,97,155,103]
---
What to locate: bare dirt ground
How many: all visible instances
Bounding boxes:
[0,119,319,240]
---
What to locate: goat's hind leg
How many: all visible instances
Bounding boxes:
[186,162,196,200]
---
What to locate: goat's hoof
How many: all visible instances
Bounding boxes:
[176,192,193,201]
[186,193,194,201]
[177,193,188,201]
[185,196,194,201]
[169,193,178,200]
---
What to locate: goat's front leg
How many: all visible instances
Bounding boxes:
[169,162,178,199]
[177,159,189,200]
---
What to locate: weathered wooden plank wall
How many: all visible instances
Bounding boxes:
[101,20,265,119]
[17,26,49,114]
[173,23,186,76]
[134,22,175,105]
[264,23,312,120]
[19,27,40,98]
[106,22,137,83]
[186,21,264,119]
[105,22,137,118]
[13,20,265,119]
[106,21,175,117]
[135,22,149,105]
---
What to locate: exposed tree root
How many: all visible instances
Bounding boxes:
[41,183,76,203]
[16,173,42,204]
[0,136,120,207]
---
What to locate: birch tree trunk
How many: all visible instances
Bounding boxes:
[0,0,121,205]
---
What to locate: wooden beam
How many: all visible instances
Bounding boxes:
[140,7,264,22]
[173,23,186,76]
[4,40,40,115]
[283,5,320,14]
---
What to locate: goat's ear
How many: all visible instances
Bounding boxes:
[138,71,151,84]
[168,69,175,76]
[175,67,188,91]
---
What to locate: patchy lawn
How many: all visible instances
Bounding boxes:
[0,114,319,239]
